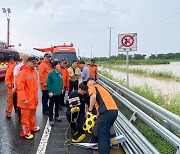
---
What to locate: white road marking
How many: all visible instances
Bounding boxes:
[36,119,51,154]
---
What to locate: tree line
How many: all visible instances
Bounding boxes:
[91,52,180,61]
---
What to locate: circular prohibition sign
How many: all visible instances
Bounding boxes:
[121,35,134,47]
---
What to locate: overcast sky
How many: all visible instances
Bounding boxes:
[0,0,180,57]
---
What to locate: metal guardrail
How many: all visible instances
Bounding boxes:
[114,111,159,154]
[98,74,180,154]
[99,73,180,135]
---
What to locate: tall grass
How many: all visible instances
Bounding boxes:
[102,65,180,81]
[136,122,176,154]
[100,71,179,152]
[100,70,180,115]
[98,59,170,65]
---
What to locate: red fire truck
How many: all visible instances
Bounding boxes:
[0,41,20,78]
[34,43,77,61]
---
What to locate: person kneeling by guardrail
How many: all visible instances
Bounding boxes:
[86,77,118,154]
[66,83,95,143]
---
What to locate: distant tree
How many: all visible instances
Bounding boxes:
[117,54,126,60]
[133,54,146,60]
[157,54,165,59]
[129,55,133,59]
[149,54,157,59]
[174,52,180,59]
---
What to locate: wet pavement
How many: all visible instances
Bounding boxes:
[0,78,93,154]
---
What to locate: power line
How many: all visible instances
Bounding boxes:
[139,10,180,33]
[118,0,138,18]
[120,0,150,23]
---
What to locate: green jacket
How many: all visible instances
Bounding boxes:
[47,70,63,96]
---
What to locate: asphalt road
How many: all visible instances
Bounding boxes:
[0,78,93,154]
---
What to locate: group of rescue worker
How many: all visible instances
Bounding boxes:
[5,53,118,154]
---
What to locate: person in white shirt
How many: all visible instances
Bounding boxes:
[12,54,29,121]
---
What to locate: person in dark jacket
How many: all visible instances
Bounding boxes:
[47,61,63,127]
[66,83,91,142]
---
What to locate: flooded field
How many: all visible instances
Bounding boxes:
[119,62,180,76]
[101,62,180,99]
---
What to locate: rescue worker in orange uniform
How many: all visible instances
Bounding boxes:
[88,59,98,80]
[5,57,17,118]
[59,59,69,107]
[17,57,40,139]
[7,56,16,69]
[86,77,118,154]
[39,53,52,114]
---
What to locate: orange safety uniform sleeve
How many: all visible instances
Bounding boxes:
[5,64,16,87]
[39,60,52,90]
[88,65,98,79]
[88,84,118,113]
[65,69,70,91]
[60,67,70,91]
[17,67,38,109]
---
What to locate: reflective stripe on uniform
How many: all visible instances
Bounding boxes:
[25,74,37,79]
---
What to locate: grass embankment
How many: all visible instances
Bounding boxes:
[98,59,170,65]
[136,122,176,154]
[100,70,179,153]
[100,70,180,115]
[101,64,180,82]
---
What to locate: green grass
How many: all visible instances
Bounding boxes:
[98,59,170,65]
[99,71,178,153]
[100,70,126,86]
[136,122,176,154]
[101,64,180,81]
[130,86,180,115]
[100,70,180,115]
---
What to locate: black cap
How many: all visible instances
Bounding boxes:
[27,57,38,62]
[52,61,59,69]
[90,59,95,62]
[44,53,51,57]
[79,61,85,64]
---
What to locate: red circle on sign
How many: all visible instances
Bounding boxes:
[121,35,134,47]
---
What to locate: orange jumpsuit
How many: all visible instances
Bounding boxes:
[88,64,98,80]
[17,66,38,136]
[5,62,16,116]
[39,59,52,90]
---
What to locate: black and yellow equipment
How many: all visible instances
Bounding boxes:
[83,113,97,133]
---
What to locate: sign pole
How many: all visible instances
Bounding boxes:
[126,50,129,88]
[118,33,137,88]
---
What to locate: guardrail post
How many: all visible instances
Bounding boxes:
[162,120,170,130]
[130,111,137,123]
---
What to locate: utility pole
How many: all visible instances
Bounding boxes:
[78,48,80,58]
[106,27,114,64]
[2,8,11,47]
[91,46,93,58]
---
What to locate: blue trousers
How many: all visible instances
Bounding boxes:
[97,110,118,154]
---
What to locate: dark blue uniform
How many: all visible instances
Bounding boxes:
[66,90,90,134]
